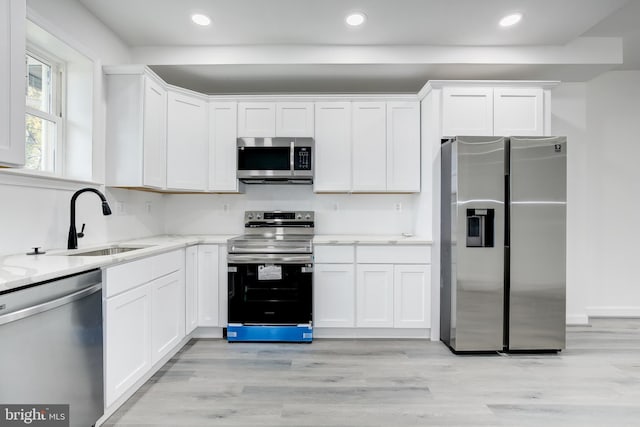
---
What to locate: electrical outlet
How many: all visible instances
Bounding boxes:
[395,203,402,212]
[333,203,339,211]
[223,203,229,212]
[145,202,152,214]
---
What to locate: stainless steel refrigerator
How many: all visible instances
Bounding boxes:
[440,136,566,352]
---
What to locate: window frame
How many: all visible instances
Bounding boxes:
[24,44,66,175]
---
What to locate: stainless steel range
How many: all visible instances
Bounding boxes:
[227,210,314,342]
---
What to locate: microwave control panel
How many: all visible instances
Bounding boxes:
[294,147,312,170]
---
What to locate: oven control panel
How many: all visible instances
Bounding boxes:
[245,211,314,223]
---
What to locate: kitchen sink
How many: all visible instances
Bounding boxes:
[67,246,150,256]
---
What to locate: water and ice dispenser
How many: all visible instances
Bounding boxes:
[466,208,494,248]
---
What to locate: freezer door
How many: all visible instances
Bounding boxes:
[509,136,566,351]
[453,136,506,351]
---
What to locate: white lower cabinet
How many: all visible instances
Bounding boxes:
[197,245,219,326]
[105,284,152,407]
[151,271,186,364]
[185,246,198,334]
[356,263,430,329]
[356,264,395,327]
[104,249,186,408]
[314,264,355,327]
[314,244,431,332]
[393,265,431,328]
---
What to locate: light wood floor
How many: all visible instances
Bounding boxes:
[104,319,640,426]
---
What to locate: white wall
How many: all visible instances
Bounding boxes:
[583,71,640,317]
[0,183,165,255]
[164,186,417,236]
[550,83,590,324]
[550,74,640,321]
[0,0,163,256]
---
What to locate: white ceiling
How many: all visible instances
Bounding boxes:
[76,0,639,93]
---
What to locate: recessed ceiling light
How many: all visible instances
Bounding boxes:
[345,12,366,27]
[499,13,522,27]
[191,13,211,26]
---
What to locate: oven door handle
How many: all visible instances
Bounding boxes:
[227,254,313,264]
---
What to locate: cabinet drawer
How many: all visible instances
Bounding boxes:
[314,245,355,263]
[151,249,184,279]
[105,258,152,298]
[356,245,431,264]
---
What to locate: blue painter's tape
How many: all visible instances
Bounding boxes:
[227,324,313,343]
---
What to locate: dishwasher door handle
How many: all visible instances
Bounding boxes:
[0,283,102,326]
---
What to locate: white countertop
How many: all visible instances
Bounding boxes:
[313,235,432,245]
[0,234,431,294]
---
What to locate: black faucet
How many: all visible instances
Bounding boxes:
[67,188,112,249]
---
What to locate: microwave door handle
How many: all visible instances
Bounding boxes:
[290,140,295,173]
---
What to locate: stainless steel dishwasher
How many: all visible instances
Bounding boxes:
[0,269,104,427]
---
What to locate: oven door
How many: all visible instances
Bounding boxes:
[228,255,312,325]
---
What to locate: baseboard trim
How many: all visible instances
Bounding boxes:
[586,306,640,318]
[566,314,590,325]
[192,326,224,338]
[314,328,430,339]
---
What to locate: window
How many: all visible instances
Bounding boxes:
[24,49,64,173]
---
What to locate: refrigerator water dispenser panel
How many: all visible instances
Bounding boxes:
[466,208,494,247]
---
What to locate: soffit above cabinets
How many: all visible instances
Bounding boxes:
[79,0,625,46]
[75,0,640,92]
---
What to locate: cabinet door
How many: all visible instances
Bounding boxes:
[218,245,228,327]
[0,0,25,166]
[209,102,238,191]
[142,76,167,188]
[197,244,219,326]
[238,102,275,137]
[386,101,420,192]
[393,265,430,328]
[352,102,387,192]
[185,246,198,334]
[442,87,494,137]
[314,102,351,192]
[494,88,544,136]
[314,264,355,327]
[276,102,314,137]
[151,271,186,365]
[105,284,152,407]
[356,264,394,327]
[167,91,208,190]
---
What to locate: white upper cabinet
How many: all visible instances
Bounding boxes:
[166,90,208,191]
[0,0,26,166]
[237,102,276,137]
[142,77,167,188]
[440,84,550,138]
[493,87,544,136]
[442,87,494,137]
[352,102,387,192]
[238,102,314,137]
[314,102,352,192]
[276,102,314,137]
[209,101,239,192]
[386,101,420,192]
[105,71,167,189]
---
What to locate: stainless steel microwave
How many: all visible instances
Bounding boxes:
[237,137,313,184]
